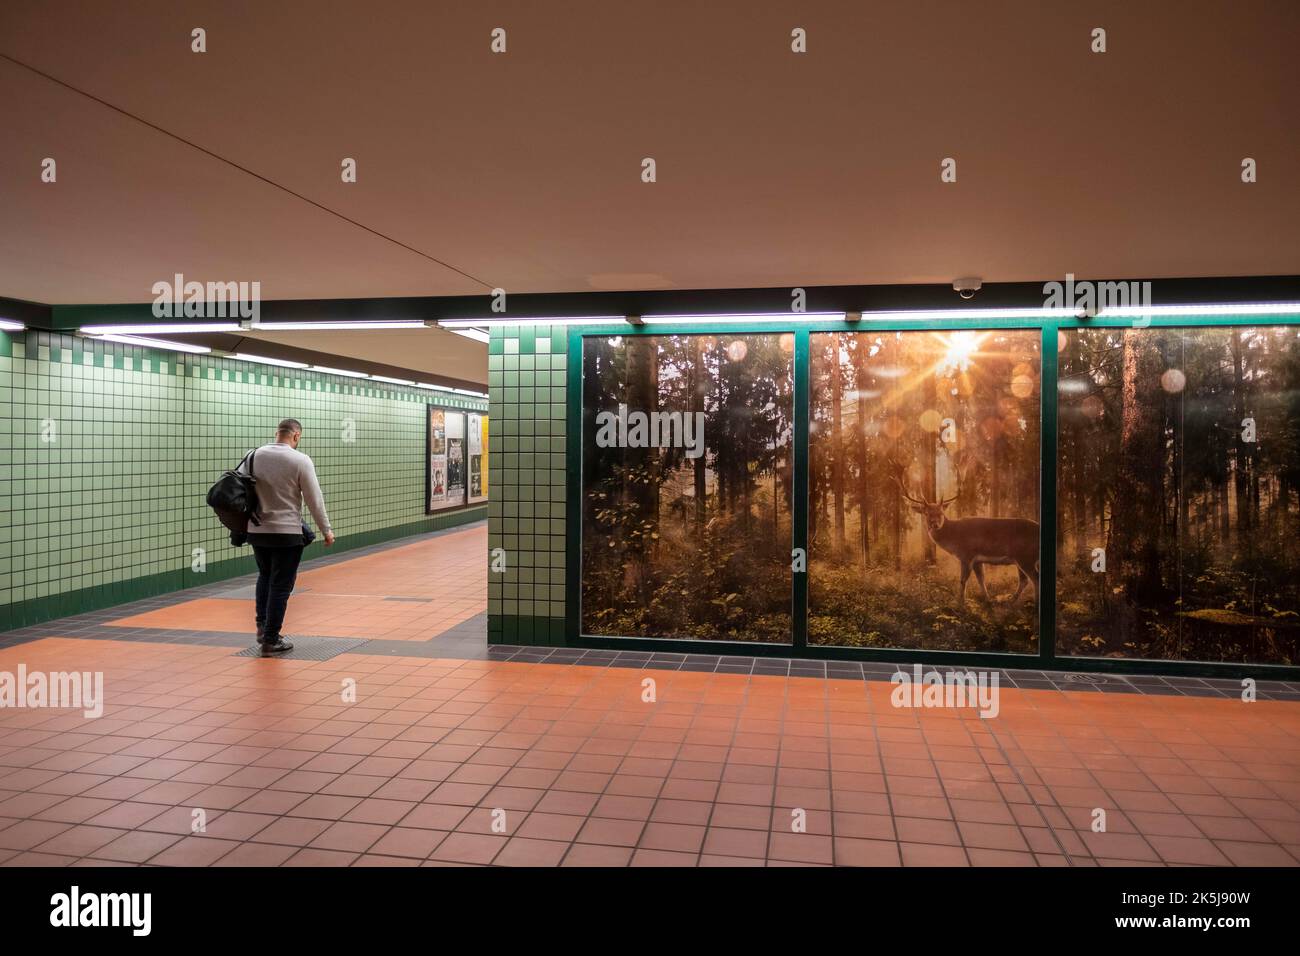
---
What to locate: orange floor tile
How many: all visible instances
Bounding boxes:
[107,528,486,641]
[1,635,1298,867]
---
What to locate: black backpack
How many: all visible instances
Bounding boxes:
[207,449,261,541]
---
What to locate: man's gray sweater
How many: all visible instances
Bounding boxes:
[237,442,332,536]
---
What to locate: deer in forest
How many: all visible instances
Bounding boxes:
[888,460,1040,606]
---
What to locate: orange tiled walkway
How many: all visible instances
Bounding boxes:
[1,636,1299,867]
[106,528,485,641]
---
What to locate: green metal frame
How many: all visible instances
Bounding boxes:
[565,311,1300,679]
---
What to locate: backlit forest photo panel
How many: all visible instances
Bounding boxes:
[1057,325,1300,665]
[581,333,794,642]
[809,330,1041,653]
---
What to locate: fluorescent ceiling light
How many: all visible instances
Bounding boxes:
[90,334,211,354]
[642,312,847,324]
[251,320,428,330]
[371,375,414,385]
[1095,302,1300,317]
[309,364,368,378]
[82,323,242,334]
[232,352,309,369]
[413,382,488,398]
[855,308,1070,321]
[0,319,25,331]
[439,316,625,329]
[449,327,490,343]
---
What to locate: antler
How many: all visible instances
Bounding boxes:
[939,453,967,507]
[887,458,929,506]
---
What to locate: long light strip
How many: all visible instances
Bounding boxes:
[90,333,212,354]
[233,355,486,395]
[411,381,489,398]
[642,311,846,324]
[855,308,1070,321]
[233,352,309,369]
[82,322,242,334]
[439,316,625,328]
[1097,302,1300,317]
[439,302,1300,329]
[251,320,429,330]
[309,364,369,378]
[449,327,490,343]
[0,319,25,331]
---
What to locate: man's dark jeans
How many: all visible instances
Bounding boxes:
[252,544,305,640]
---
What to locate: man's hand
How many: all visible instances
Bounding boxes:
[324,532,335,546]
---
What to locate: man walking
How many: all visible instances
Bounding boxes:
[238,418,334,654]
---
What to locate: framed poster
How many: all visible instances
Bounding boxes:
[467,412,488,504]
[427,404,486,513]
[427,407,448,511]
[446,411,465,501]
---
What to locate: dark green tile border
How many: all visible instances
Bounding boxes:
[488,613,565,647]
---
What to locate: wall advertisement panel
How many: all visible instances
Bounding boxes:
[468,412,488,504]
[428,404,488,513]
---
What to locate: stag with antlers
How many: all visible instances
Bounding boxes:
[889,459,1040,606]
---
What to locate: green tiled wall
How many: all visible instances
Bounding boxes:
[0,329,486,631]
[487,325,568,645]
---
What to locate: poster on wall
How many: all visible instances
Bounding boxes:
[428,406,468,513]
[446,410,466,503]
[467,413,488,503]
[428,408,447,510]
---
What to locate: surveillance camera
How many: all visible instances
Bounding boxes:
[953,278,982,300]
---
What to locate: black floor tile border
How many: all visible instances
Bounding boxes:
[480,646,1300,700]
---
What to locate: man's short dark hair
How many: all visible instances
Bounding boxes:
[277,418,303,437]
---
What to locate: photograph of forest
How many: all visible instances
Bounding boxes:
[581,333,794,642]
[808,330,1041,653]
[1057,325,1300,664]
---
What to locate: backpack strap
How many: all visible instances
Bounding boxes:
[237,449,261,526]
[248,449,260,524]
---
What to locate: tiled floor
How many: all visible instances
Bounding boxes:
[1,522,1298,867]
[107,528,485,641]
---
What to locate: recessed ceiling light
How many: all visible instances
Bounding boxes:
[81,323,242,334]
[309,364,368,378]
[232,353,309,369]
[89,334,212,354]
[438,316,625,329]
[251,320,428,330]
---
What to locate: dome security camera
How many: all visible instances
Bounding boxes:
[953,278,982,300]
